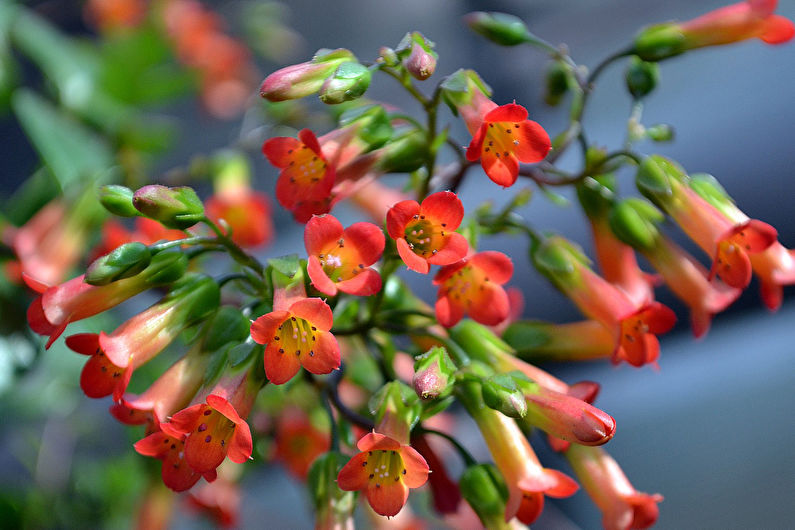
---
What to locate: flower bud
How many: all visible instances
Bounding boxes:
[576,174,615,219]
[464,11,533,46]
[141,251,188,286]
[202,306,251,352]
[318,62,371,104]
[132,185,205,229]
[396,32,437,81]
[259,48,356,101]
[458,464,511,529]
[412,346,456,400]
[378,46,399,66]
[481,374,527,419]
[646,123,674,142]
[85,242,151,286]
[633,23,687,61]
[98,185,138,217]
[544,61,570,106]
[625,56,660,99]
[608,198,665,251]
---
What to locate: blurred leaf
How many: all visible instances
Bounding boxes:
[2,167,59,225]
[12,90,114,188]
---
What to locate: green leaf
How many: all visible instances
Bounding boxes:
[12,90,114,188]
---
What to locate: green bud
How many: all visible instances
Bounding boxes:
[378,46,399,67]
[481,374,527,418]
[608,198,664,251]
[576,175,616,219]
[396,32,437,81]
[98,185,138,217]
[440,68,491,115]
[319,62,371,104]
[203,306,251,352]
[459,464,511,529]
[141,251,188,286]
[412,346,456,400]
[544,61,571,106]
[260,48,357,101]
[464,11,533,46]
[132,185,204,229]
[633,23,688,62]
[85,242,151,286]
[376,128,428,173]
[635,155,674,203]
[646,123,675,142]
[625,56,660,99]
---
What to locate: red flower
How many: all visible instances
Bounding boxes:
[337,432,430,517]
[273,411,330,479]
[305,214,384,296]
[84,0,146,32]
[250,298,341,384]
[66,333,132,401]
[707,220,778,289]
[680,0,794,48]
[750,242,795,311]
[162,394,253,474]
[135,428,217,492]
[263,129,335,218]
[465,103,551,187]
[433,251,513,327]
[386,191,468,274]
[206,190,273,248]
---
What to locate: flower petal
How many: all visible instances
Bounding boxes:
[366,479,409,517]
[420,191,464,230]
[207,395,243,424]
[470,251,514,284]
[386,200,420,239]
[167,403,205,435]
[400,445,430,488]
[482,150,519,187]
[468,283,511,326]
[185,428,227,473]
[484,103,529,123]
[336,452,371,491]
[344,222,385,266]
[513,120,551,163]
[396,237,430,274]
[357,432,401,452]
[289,298,333,331]
[760,15,795,44]
[305,215,344,256]
[227,421,253,464]
[712,240,753,288]
[250,310,290,344]
[298,128,322,155]
[465,123,488,162]
[335,268,382,296]
[427,232,469,266]
[80,354,124,399]
[264,342,302,384]
[435,294,465,328]
[307,256,338,297]
[262,136,302,167]
[27,296,57,336]
[65,333,100,356]
[300,331,341,375]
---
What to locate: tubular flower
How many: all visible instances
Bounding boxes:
[305,214,385,296]
[433,251,513,328]
[386,191,468,274]
[337,432,430,518]
[750,242,795,311]
[250,298,341,384]
[680,0,794,48]
[565,444,662,530]
[163,394,254,475]
[273,411,330,479]
[66,333,132,400]
[502,319,617,363]
[465,103,551,187]
[533,237,676,367]
[206,191,273,248]
[135,427,218,492]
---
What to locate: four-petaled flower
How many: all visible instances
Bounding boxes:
[162,394,254,474]
[250,298,341,384]
[262,129,335,218]
[465,103,551,187]
[337,432,430,517]
[386,191,468,274]
[433,251,514,327]
[305,214,385,296]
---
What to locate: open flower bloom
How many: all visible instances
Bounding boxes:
[66,333,133,400]
[465,103,551,187]
[433,251,513,327]
[565,444,662,530]
[386,191,468,274]
[206,189,273,248]
[305,214,384,296]
[135,427,218,492]
[750,242,795,310]
[250,297,341,384]
[643,235,740,337]
[337,432,430,517]
[680,0,794,48]
[273,411,330,479]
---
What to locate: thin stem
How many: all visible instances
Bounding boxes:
[326,367,374,431]
[417,85,443,201]
[586,48,634,87]
[416,427,477,466]
[322,388,340,452]
[217,273,248,287]
[201,217,265,276]
[148,235,216,252]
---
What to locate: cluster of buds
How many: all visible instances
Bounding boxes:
[14,2,795,528]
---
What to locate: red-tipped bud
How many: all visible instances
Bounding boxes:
[412,346,456,400]
[259,48,356,101]
[133,185,205,230]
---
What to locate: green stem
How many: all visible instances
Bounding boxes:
[416,427,477,466]
[201,217,265,277]
[148,236,216,252]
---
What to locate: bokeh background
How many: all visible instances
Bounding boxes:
[1,0,793,528]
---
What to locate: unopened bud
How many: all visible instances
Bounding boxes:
[625,56,660,99]
[633,23,687,62]
[368,381,421,443]
[481,374,527,418]
[141,251,188,286]
[133,185,204,229]
[608,198,664,251]
[464,11,533,46]
[459,464,510,529]
[98,185,138,217]
[318,62,371,104]
[544,61,570,106]
[576,174,615,219]
[646,123,674,142]
[413,346,456,400]
[396,32,437,81]
[85,242,151,286]
[260,48,356,101]
[378,46,399,67]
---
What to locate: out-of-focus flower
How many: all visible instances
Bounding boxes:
[337,431,430,517]
[273,409,330,479]
[566,444,663,530]
[185,474,241,528]
[305,214,384,296]
[386,191,468,274]
[84,0,146,33]
[749,242,795,311]
[206,172,273,249]
[433,251,513,327]
[250,297,341,384]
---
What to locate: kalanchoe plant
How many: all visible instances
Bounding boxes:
[10,2,795,528]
